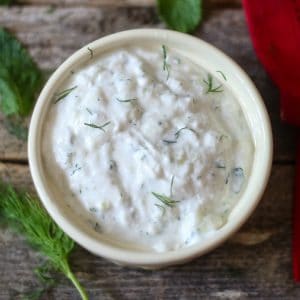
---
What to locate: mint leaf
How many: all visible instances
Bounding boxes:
[0,27,43,116]
[157,0,202,33]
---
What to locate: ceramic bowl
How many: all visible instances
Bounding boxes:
[28,29,273,268]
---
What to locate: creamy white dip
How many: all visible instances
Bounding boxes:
[42,44,253,252]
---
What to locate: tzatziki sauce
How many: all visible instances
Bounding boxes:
[42,44,254,252]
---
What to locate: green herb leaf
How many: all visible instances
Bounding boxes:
[22,262,57,300]
[170,175,175,197]
[0,182,89,300]
[34,261,57,286]
[84,121,111,132]
[203,74,223,93]
[87,47,93,59]
[0,28,43,116]
[162,139,177,144]
[116,97,137,103]
[157,0,202,33]
[54,86,77,104]
[152,192,179,207]
[153,175,179,208]
[162,45,170,80]
[174,127,196,139]
[0,0,14,5]
[163,127,196,145]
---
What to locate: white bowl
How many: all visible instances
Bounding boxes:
[28,29,273,268]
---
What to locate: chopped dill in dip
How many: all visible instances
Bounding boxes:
[42,44,254,252]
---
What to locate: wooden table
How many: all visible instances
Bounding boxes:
[0,1,299,299]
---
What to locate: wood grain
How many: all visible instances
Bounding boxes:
[20,0,156,6]
[0,6,296,162]
[0,2,298,300]
[0,163,298,299]
[17,0,241,8]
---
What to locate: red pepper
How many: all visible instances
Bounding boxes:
[243,0,300,280]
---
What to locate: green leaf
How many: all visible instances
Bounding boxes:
[0,27,43,116]
[0,0,14,5]
[203,73,223,93]
[157,0,202,33]
[152,192,179,207]
[0,181,89,300]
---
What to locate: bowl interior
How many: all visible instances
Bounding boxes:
[29,29,272,267]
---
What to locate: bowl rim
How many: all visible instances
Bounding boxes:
[28,28,273,267]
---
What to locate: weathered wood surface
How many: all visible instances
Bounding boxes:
[0,163,298,299]
[18,0,241,7]
[19,0,157,6]
[0,2,299,300]
[0,6,297,162]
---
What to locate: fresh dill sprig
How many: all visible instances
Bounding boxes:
[84,121,111,132]
[174,126,188,139]
[216,70,227,81]
[162,139,177,144]
[163,127,196,144]
[87,47,93,59]
[152,192,179,207]
[20,262,57,300]
[0,182,88,300]
[203,74,223,93]
[116,97,137,103]
[34,261,56,286]
[152,175,179,208]
[162,45,170,80]
[174,127,196,139]
[22,261,57,299]
[54,86,77,103]
[170,175,175,197]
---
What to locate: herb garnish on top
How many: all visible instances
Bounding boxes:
[162,45,170,80]
[203,74,223,93]
[116,97,137,103]
[54,86,77,104]
[87,47,93,59]
[84,121,111,132]
[152,175,179,208]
